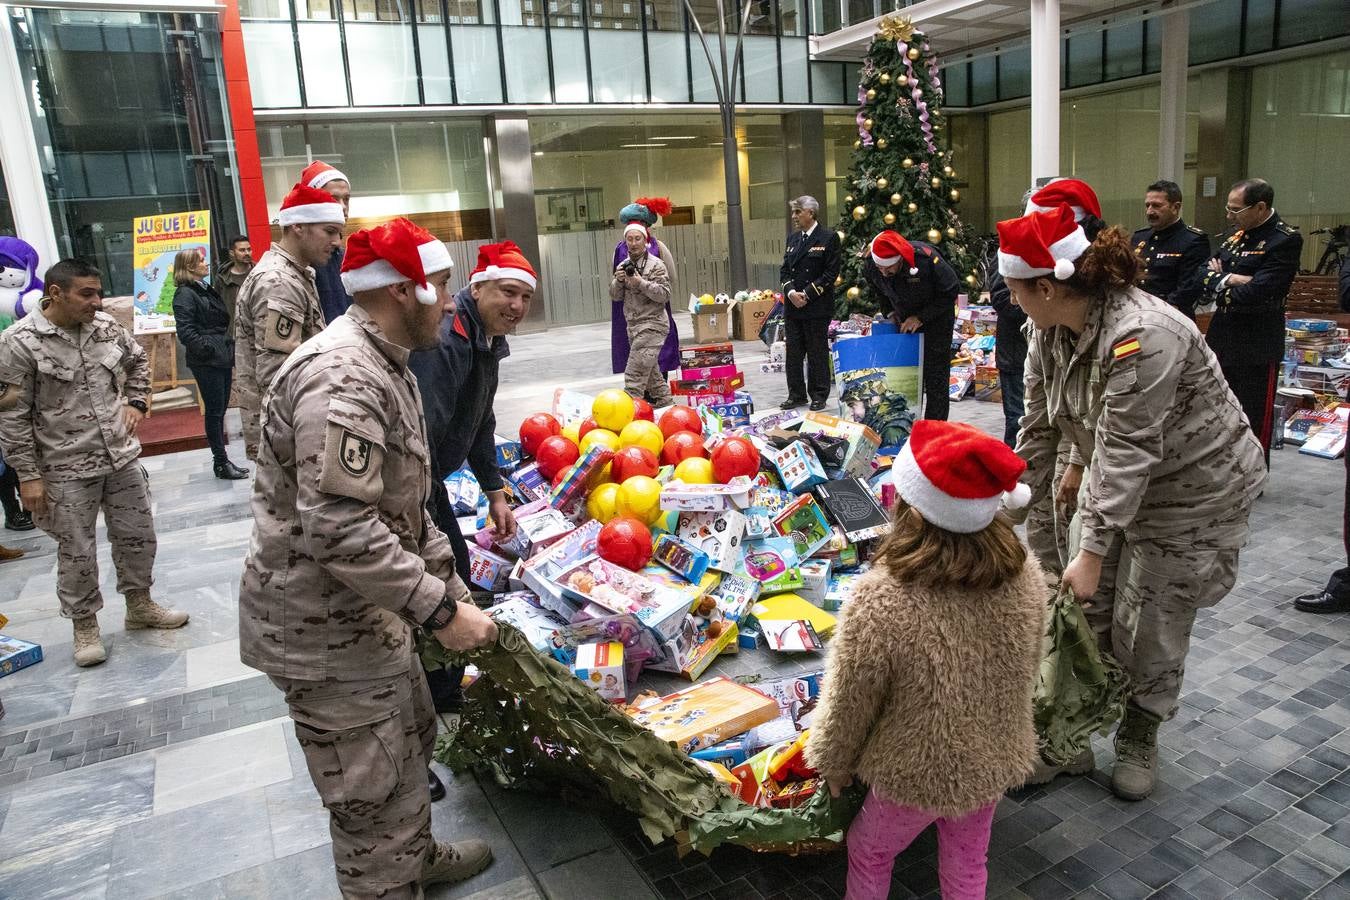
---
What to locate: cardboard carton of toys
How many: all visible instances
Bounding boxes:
[550,446,615,513]
[798,411,882,479]
[680,343,736,369]
[626,676,779,754]
[768,441,827,493]
[679,363,740,380]
[507,462,551,504]
[676,509,747,572]
[572,641,626,702]
[651,532,712,583]
[467,545,513,592]
[771,494,833,559]
[706,393,754,429]
[515,507,576,555]
[670,370,746,397]
[708,573,760,623]
[555,555,692,639]
[647,613,740,681]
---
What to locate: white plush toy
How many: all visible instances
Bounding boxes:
[0,236,43,330]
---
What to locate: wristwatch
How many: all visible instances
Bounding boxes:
[127,399,148,414]
[421,596,458,631]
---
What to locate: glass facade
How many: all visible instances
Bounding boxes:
[7,7,241,296]
[0,158,13,237]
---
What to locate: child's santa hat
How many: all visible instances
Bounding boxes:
[871,230,918,275]
[469,240,537,290]
[996,204,1091,281]
[1024,178,1101,222]
[300,160,350,191]
[340,217,452,305]
[891,420,1030,533]
[277,184,346,227]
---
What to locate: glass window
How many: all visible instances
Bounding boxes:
[1060,84,1162,226]
[941,61,968,107]
[418,24,453,102]
[645,0,682,31]
[451,25,503,102]
[239,0,288,18]
[997,48,1029,100]
[780,0,803,36]
[551,29,589,103]
[780,37,809,103]
[345,24,420,104]
[741,34,779,102]
[648,32,690,101]
[1144,17,1161,73]
[299,0,337,20]
[242,22,303,107]
[1188,0,1240,64]
[810,61,843,105]
[809,0,837,34]
[590,29,646,102]
[298,23,349,106]
[1276,0,1348,47]
[1104,21,1143,81]
[1245,0,1276,53]
[1066,31,1102,88]
[500,27,551,101]
[588,0,641,29]
[343,0,408,21]
[0,158,13,237]
[448,0,493,24]
[970,54,995,106]
[823,113,854,222]
[843,62,860,98]
[690,43,718,102]
[258,124,309,205]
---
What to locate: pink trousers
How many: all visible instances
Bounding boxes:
[845,788,997,900]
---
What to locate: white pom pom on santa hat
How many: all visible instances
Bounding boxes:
[1053,258,1076,280]
[891,420,1030,533]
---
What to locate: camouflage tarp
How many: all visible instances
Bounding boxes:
[431,624,863,854]
[1032,588,1130,765]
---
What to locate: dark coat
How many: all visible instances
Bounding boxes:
[171,279,234,369]
[315,248,353,326]
[1131,219,1209,318]
[1202,212,1303,366]
[862,241,959,333]
[988,271,1027,377]
[779,225,841,320]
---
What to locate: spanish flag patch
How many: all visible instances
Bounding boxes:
[1112,337,1142,360]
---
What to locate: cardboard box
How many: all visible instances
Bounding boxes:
[627,676,779,754]
[467,545,513,591]
[798,559,832,607]
[485,595,566,652]
[679,363,740,380]
[555,555,693,639]
[798,411,882,479]
[680,343,736,368]
[813,478,890,542]
[771,494,833,559]
[768,441,828,493]
[733,297,775,340]
[573,641,626,701]
[0,635,42,678]
[670,370,745,396]
[750,592,837,638]
[823,573,861,612]
[660,477,754,512]
[691,303,730,343]
[677,509,748,572]
[652,532,712,583]
[494,435,523,469]
[548,611,665,676]
[444,467,482,516]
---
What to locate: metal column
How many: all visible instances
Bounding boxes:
[1157,3,1190,184]
[1029,0,1061,184]
[490,113,547,333]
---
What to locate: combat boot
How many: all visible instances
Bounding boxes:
[1112,705,1161,801]
[72,615,107,667]
[124,590,189,630]
[1023,747,1095,786]
[421,839,492,888]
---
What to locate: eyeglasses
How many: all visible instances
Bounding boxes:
[1225,203,1253,215]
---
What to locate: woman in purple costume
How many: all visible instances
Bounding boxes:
[610,197,680,381]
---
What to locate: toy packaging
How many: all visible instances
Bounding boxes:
[737,537,799,584]
[708,573,760,624]
[753,671,823,727]
[680,343,736,369]
[0,634,42,678]
[813,477,890,541]
[676,509,747,572]
[467,545,513,592]
[756,619,824,652]
[770,494,833,559]
[550,446,615,511]
[548,612,664,679]
[798,411,883,479]
[444,466,482,515]
[555,555,692,639]
[507,462,551,504]
[797,559,832,607]
[749,592,837,639]
[768,441,828,493]
[823,573,862,612]
[551,387,594,424]
[494,435,522,469]
[485,595,566,652]
[660,477,755,513]
[626,676,779,754]
[573,641,627,701]
[651,533,712,583]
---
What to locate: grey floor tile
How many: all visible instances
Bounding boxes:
[481,783,615,873]
[537,847,657,900]
[0,754,155,860]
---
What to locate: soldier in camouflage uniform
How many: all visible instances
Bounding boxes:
[0,259,189,666]
[233,183,345,460]
[1000,205,1266,800]
[239,218,498,897]
[610,221,673,407]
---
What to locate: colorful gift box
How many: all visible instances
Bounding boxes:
[651,533,712,583]
[679,363,740,380]
[771,494,833,560]
[676,509,748,572]
[549,446,615,512]
[798,411,883,479]
[494,435,522,469]
[0,635,42,678]
[737,537,799,584]
[823,573,862,612]
[706,393,754,429]
[798,559,832,607]
[768,441,828,493]
[572,641,626,702]
[670,370,746,396]
[813,477,890,542]
[742,506,772,540]
[680,343,736,369]
[551,387,594,425]
[467,545,513,591]
[548,611,664,679]
[709,573,760,623]
[626,676,779,754]
[507,462,551,504]
[516,508,576,555]
[554,555,692,639]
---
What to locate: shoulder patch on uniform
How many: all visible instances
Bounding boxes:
[1111,337,1142,361]
[263,308,302,354]
[1276,222,1298,235]
[1186,225,1205,235]
[320,422,384,504]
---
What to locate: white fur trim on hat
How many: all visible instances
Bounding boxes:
[997,225,1091,280]
[307,168,349,191]
[870,252,919,275]
[340,239,454,304]
[470,264,537,290]
[891,439,1002,534]
[623,222,649,238]
[278,201,346,227]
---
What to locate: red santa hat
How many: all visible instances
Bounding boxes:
[622,222,649,239]
[469,240,537,290]
[300,160,349,191]
[891,420,1030,534]
[340,217,453,305]
[277,183,346,227]
[870,230,918,275]
[996,204,1091,281]
[1024,178,1101,222]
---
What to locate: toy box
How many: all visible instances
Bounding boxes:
[507,462,551,504]
[693,759,743,795]
[771,494,833,559]
[660,477,754,513]
[485,595,566,652]
[627,676,779,754]
[0,635,42,678]
[690,300,730,342]
[760,567,805,595]
[708,573,760,623]
[443,466,482,515]
[494,435,522,469]
[551,388,595,424]
[516,507,576,555]
[681,343,735,368]
[676,509,747,572]
[467,545,513,591]
[737,537,799,584]
[749,592,837,639]
[754,671,824,727]
[648,618,740,681]
[823,573,862,611]
[798,559,832,607]
[670,370,745,396]
[549,446,615,512]
[768,441,828,493]
[555,555,692,639]
[798,412,882,479]
[548,612,664,679]
[651,533,712,583]
[573,641,626,701]
[679,363,740,380]
[813,477,890,542]
[757,619,823,652]
[706,393,754,429]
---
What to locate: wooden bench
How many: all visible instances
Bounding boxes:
[1286,275,1346,325]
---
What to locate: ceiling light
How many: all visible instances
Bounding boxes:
[620,143,668,148]
[649,135,698,140]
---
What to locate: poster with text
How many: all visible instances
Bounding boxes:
[133,210,210,316]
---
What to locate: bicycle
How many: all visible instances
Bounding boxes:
[1309,225,1348,276]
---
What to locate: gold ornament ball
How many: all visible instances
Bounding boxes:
[965,274,978,286]
[907,47,921,60]
[927,228,942,243]
[883,213,896,225]
[846,286,861,300]
[853,139,862,150]
[902,157,914,169]
[876,177,888,190]
[844,194,854,204]
[890,192,903,206]
[851,205,867,221]
[834,275,843,287]
[907,202,918,213]
[931,176,942,189]
[879,73,891,84]
[863,118,874,131]
[946,226,958,239]
[949,189,961,202]
[865,88,877,102]
[943,165,953,176]
[876,138,888,149]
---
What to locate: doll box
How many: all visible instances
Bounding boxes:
[626,676,779,754]
[554,555,692,639]
[467,545,512,592]
[768,441,828,494]
[572,641,626,702]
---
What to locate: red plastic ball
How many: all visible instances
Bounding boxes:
[610,446,660,483]
[597,516,654,571]
[632,398,655,422]
[661,430,709,466]
[535,435,580,480]
[658,406,703,439]
[711,436,762,483]
[577,417,600,442]
[519,412,561,457]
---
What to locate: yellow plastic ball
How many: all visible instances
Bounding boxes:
[673,457,715,485]
[619,419,664,456]
[616,476,663,525]
[699,292,715,305]
[592,388,636,432]
[580,428,620,454]
[561,421,582,446]
[586,482,622,523]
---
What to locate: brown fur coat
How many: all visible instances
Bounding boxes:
[805,555,1048,816]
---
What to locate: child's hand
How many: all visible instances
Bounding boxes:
[825,774,854,798]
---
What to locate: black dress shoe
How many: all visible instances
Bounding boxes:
[780,397,806,410]
[4,510,34,532]
[428,768,446,802]
[808,399,827,411]
[214,460,249,480]
[1293,591,1350,614]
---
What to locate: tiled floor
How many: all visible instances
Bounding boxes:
[0,315,1348,899]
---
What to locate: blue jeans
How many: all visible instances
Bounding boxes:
[999,366,1025,448]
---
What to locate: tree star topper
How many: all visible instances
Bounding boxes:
[879,14,916,43]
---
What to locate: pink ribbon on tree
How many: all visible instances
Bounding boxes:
[856,83,874,146]
[901,45,937,153]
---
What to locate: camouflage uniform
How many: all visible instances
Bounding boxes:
[233,246,325,460]
[0,306,156,619]
[239,303,467,898]
[609,253,672,406]
[1017,286,1266,721]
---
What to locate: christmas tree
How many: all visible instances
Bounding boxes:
[834,15,979,317]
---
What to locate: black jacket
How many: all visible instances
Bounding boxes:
[408,285,508,494]
[315,248,353,326]
[1131,219,1209,318]
[1202,212,1303,366]
[988,271,1027,377]
[862,242,959,336]
[171,279,234,369]
[779,225,841,320]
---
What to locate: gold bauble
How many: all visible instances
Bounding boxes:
[890,192,903,206]
[851,205,867,221]
[836,230,847,242]
[946,226,958,239]
[835,275,843,287]
[863,118,874,131]
[844,194,854,205]
[931,176,942,189]
[876,138,888,149]
[883,213,896,225]
[965,274,978,286]
[907,202,918,213]
[907,47,921,61]
[943,165,953,176]
[901,157,914,169]
[853,139,862,150]
[950,189,961,202]
[846,286,861,300]
[927,228,942,243]
[865,88,877,102]
[876,177,888,190]
[879,73,891,85]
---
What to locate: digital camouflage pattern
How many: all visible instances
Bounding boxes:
[233,246,326,459]
[609,253,673,405]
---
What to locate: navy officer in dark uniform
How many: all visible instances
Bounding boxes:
[1200,178,1303,464]
[779,195,841,411]
[1132,180,1209,318]
[862,230,960,421]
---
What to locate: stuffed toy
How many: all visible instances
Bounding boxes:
[0,236,43,330]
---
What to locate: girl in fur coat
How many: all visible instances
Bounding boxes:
[806,420,1048,899]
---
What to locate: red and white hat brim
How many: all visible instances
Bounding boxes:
[470,265,537,290]
[623,223,649,238]
[278,201,346,227]
[1024,200,1090,223]
[997,226,1090,280]
[341,239,454,299]
[307,168,349,191]
[892,439,1003,533]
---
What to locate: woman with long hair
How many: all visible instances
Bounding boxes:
[171,249,248,480]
